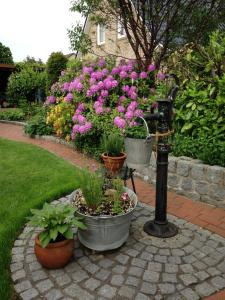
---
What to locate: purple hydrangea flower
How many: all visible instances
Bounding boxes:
[117,105,125,113]
[122,85,130,93]
[157,72,166,80]
[130,71,138,80]
[65,93,73,103]
[114,116,126,129]
[111,67,120,75]
[120,71,128,79]
[134,109,144,117]
[46,95,56,104]
[119,95,126,102]
[125,111,134,120]
[98,58,105,67]
[140,71,148,79]
[148,64,156,72]
[96,106,104,114]
[77,115,86,124]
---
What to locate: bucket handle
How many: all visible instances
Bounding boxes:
[137,116,151,141]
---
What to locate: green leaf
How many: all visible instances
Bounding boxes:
[49,228,58,241]
[58,224,69,234]
[39,231,51,248]
[63,229,73,239]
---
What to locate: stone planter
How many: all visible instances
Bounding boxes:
[70,188,138,251]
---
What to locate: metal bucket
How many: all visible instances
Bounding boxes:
[70,188,138,251]
[125,137,153,169]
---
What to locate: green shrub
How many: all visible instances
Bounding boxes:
[46,52,68,91]
[0,42,13,64]
[0,108,25,121]
[6,67,46,106]
[101,132,124,156]
[24,109,53,136]
[172,134,225,167]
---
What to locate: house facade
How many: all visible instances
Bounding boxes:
[81,15,137,62]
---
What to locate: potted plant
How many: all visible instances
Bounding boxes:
[27,203,86,269]
[124,119,153,170]
[70,168,138,251]
[101,132,126,174]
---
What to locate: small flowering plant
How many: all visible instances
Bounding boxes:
[71,168,135,216]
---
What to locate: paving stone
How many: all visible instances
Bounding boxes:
[143,270,160,283]
[10,262,23,272]
[207,267,221,276]
[72,270,89,282]
[154,255,167,263]
[31,270,47,282]
[84,278,101,291]
[128,266,144,277]
[203,256,217,267]
[210,276,225,289]
[125,276,140,287]
[115,254,130,265]
[158,283,176,294]
[159,248,170,256]
[125,248,139,257]
[55,274,71,286]
[28,261,41,271]
[193,261,207,270]
[35,279,54,293]
[180,274,198,286]
[148,261,162,272]
[135,292,151,300]
[12,246,24,254]
[180,264,194,273]
[98,284,117,299]
[15,280,32,293]
[182,255,197,264]
[165,263,178,273]
[133,242,146,251]
[12,254,25,263]
[95,269,111,281]
[195,271,210,281]
[48,269,65,278]
[12,269,26,282]
[64,283,94,299]
[45,289,63,300]
[111,274,125,286]
[118,286,136,298]
[140,251,154,261]
[195,282,217,297]
[112,264,126,274]
[20,288,38,300]
[98,258,114,268]
[180,288,200,300]
[217,261,225,273]
[64,262,82,273]
[162,273,178,283]
[140,282,157,295]
[83,263,100,274]
[14,239,26,246]
[145,245,158,254]
[131,258,147,268]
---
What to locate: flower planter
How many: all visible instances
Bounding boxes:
[125,137,153,169]
[70,188,138,251]
[101,152,127,174]
[34,235,74,269]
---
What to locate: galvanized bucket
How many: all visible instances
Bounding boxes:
[70,188,138,251]
[125,117,153,169]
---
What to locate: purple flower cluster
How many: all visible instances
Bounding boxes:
[71,103,92,139]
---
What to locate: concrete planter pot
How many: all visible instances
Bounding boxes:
[70,188,138,251]
[125,137,153,169]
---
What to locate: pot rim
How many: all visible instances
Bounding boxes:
[71,187,138,220]
[101,152,127,159]
[35,234,73,249]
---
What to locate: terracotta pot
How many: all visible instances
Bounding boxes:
[34,234,74,269]
[101,152,127,174]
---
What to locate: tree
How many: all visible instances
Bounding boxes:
[69,0,225,70]
[0,42,13,64]
[46,52,68,90]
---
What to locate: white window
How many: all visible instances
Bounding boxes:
[117,19,126,38]
[97,24,105,45]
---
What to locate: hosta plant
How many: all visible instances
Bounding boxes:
[28,203,86,248]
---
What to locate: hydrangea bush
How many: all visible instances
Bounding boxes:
[46,58,165,155]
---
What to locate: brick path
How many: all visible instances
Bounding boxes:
[1,122,225,300]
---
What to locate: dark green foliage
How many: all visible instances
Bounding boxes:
[46,52,68,91]
[24,113,53,136]
[0,42,13,64]
[0,108,25,121]
[6,65,46,106]
[172,134,225,167]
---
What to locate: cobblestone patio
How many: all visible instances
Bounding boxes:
[11,194,225,300]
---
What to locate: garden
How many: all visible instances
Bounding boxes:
[0,30,225,300]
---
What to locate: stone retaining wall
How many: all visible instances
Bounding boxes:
[136,155,225,209]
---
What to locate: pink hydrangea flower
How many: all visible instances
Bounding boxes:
[98,58,105,67]
[120,71,128,79]
[134,109,144,117]
[117,105,125,113]
[125,111,134,120]
[157,72,166,80]
[114,116,126,129]
[65,93,73,103]
[148,64,156,72]
[140,71,148,79]
[77,115,86,124]
[130,71,138,80]
[47,95,56,104]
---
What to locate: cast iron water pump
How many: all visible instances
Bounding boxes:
[143,74,179,238]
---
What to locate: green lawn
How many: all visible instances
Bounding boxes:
[0,138,80,300]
